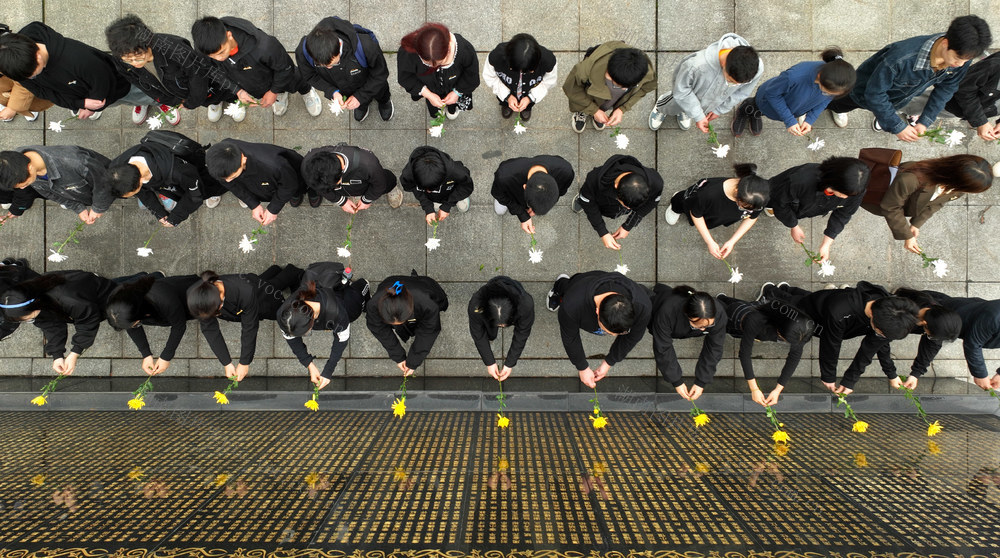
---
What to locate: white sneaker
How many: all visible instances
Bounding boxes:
[764,208,775,217]
[664,206,681,225]
[207,103,223,123]
[88,110,102,120]
[493,199,508,215]
[993,161,1000,178]
[386,185,403,209]
[456,197,470,212]
[272,92,289,116]
[1,203,10,209]
[648,93,670,131]
[131,105,149,125]
[831,111,848,128]
[24,111,40,122]
[204,196,222,208]
[238,199,248,209]
[677,113,692,131]
[303,88,322,117]
[0,103,11,122]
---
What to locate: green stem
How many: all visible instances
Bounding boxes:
[432,220,439,239]
[836,394,859,422]
[706,123,719,146]
[53,221,85,254]
[591,386,603,417]
[722,258,734,274]
[40,374,64,397]
[529,233,536,248]
[222,377,240,396]
[898,378,929,423]
[765,405,782,431]
[398,374,409,400]
[689,401,704,417]
[497,379,507,416]
[345,214,354,248]
[799,242,821,266]
[132,378,154,398]
[142,228,159,249]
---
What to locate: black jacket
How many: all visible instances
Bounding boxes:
[30,271,117,359]
[302,145,394,205]
[875,290,945,379]
[579,155,663,237]
[946,52,1000,127]
[399,146,474,214]
[295,17,390,105]
[123,275,198,361]
[219,139,305,215]
[198,273,285,367]
[491,155,574,223]
[397,33,479,100]
[558,271,651,371]
[766,163,864,239]
[13,22,130,110]
[719,295,806,386]
[366,275,449,370]
[485,41,557,100]
[648,284,727,387]
[214,17,299,97]
[928,292,1000,379]
[468,276,534,368]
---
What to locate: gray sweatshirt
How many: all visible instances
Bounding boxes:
[670,33,763,122]
[17,145,113,214]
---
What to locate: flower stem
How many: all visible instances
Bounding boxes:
[132,378,154,398]
[836,393,859,422]
[345,214,354,248]
[898,378,929,423]
[590,386,604,417]
[496,379,507,416]
[432,219,439,239]
[529,233,536,248]
[53,221,85,254]
[707,123,719,146]
[799,242,821,266]
[722,258,733,274]
[142,228,159,249]
[765,405,782,431]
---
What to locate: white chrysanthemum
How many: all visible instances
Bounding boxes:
[146,116,163,130]
[818,259,836,277]
[239,234,255,253]
[428,124,444,137]
[136,247,153,258]
[614,263,629,275]
[336,246,351,258]
[513,121,527,135]
[728,267,743,283]
[47,249,68,262]
[615,133,630,150]
[931,259,949,278]
[48,120,64,133]
[223,103,243,118]
[945,130,965,148]
[807,138,825,151]
[528,247,543,264]
[425,237,441,251]
[328,100,344,116]
[713,144,730,158]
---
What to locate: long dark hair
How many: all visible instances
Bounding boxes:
[106,275,156,330]
[186,271,222,319]
[673,285,716,321]
[400,23,451,70]
[0,274,68,321]
[377,280,414,324]
[277,281,329,338]
[903,154,993,194]
[733,163,769,211]
[817,47,856,97]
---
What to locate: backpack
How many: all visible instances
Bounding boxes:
[332,16,379,69]
[302,261,350,290]
[140,130,203,160]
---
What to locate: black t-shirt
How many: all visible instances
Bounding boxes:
[679,177,760,229]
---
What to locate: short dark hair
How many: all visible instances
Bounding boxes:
[106,275,156,330]
[191,17,229,55]
[0,32,40,81]
[871,296,921,340]
[0,151,31,191]
[818,156,870,196]
[186,271,223,319]
[107,164,143,198]
[673,285,716,321]
[923,305,962,342]
[301,150,344,190]
[377,282,414,324]
[734,163,769,211]
[598,292,634,335]
[724,45,759,83]
[484,295,515,329]
[410,150,447,191]
[305,22,342,65]
[205,141,244,181]
[606,47,648,88]
[505,34,541,72]
[105,14,153,57]
[616,172,650,209]
[945,15,992,59]
[524,171,558,215]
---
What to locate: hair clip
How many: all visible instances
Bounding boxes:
[392,281,404,295]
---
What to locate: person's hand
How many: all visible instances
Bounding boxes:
[914,123,927,136]
[343,95,361,110]
[258,90,278,108]
[594,360,611,382]
[425,213,437,226]
[675,383,691,400]
[355,201,371,212]
[819,244,831,262]
[903,375,918,390]
[499,365,513,381]
[442,91,460,106]
[578,367,597,388]
[821,380,836,392]
[705,239,723,259]
[506,95,520,112]
[601,234,621,250]
[396,360,415,377]
[910,225,920,238]
[53,352,79,375]
[719,240,735,259]
[78,210,95,224]
[903,237,921,255]
[83,98,106,111]
[308,362,322,385]
[593,110,610,125]
[606,108,624,127]
[526,208,536,217]
[159,217,174,228]
[750,388,766,406]
[0,106,16,120]
[76,108,95,119]
[688,384,704,401]
[224,363,237,379]
[516,97,531,112]
[977,123,999,141]
[705,112,719,121]
[611,226,629,240]
[834,385,853,395]
[235,363,250,381]
[974,376,993,390]
[520,219,535,235]
[332,91,344,108]
[341,199,358,214]
[422,90,445,108]
[142,356,156,374]
[251,205,266,224]
[152,358,171,375]
[992,373,1000,389]
[260,210,277,226]
[764,387,783,407]
[889,377,903,389]
[436,209,450,222]
[787,123,806,136]
[696,117,711,133]
[784,226,805,246]
[236,89,256,105]
[896,125,921,142]
[487,363,500,380]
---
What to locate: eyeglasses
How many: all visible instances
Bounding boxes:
[121,54,147,65]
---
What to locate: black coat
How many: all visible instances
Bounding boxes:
[197,273,287,367]
[468,276,534,368]
[214,17,299,97]
[29,271,117,358]
[397,33,479,100]
[579,155,663,237]
[485,41,557,100]
[766,163,864,239]
[123,275,198,361]
[12,22,130,110]
[295,17,390,105]
[366,275,448,370]
[928,292,1000,380]
[302,145,394,205]
[946,52,1000,127]
[219,140,305,215]
[491,155,574,223]
[719,295,806,386]
[399,146,474,214]
[648,284,727,387]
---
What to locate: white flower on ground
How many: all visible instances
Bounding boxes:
[238,234,255,254]
[425,238,441,251]
[818,259,836,277]
[712,144,730,158]
[931,259,949,278]
[945,130,965,148]
[223,103,243,119]
[428,124,444,138]
[47,249,68,263]
[807,138,825,151]
[328,100,343,116]
[528,247,543,264]
[728,267,743,284]
[614,133,630,150]
[136,247,153,258]
[48,120,64,133]
[336,246,351,258]
[146,116,163,131]
[614,263,629,275]
[513,122,527,135]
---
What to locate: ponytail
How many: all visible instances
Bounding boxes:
[277,281,321,339]
[106,275,156,330]
[818,47,856,97]
[733,163,769,211]
[378,280,414,324]
[186,271,222,319]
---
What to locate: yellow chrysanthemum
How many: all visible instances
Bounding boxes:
[214,474,229,487]
[694,462,710,473]
[927,441,941,454]
[393,467,408,483]
[854,452,868,468]
[773,442,790,457]
[497,458,510,472]
[391,397,406,418]
[497,414,510,428]
[592,461,609,476]
[30,395,47,407]
[593,406,600,416]
[693,413,710,427]
[852,420,869,433]
[213,391,229,405]
[591,415,608,429]
[30,474,45,486]
[127,397,145,410]
[771,430,790,444]
[127,468,144,481]
[305,472,320,488]
[927,420,942,437]
[304,399,319,412]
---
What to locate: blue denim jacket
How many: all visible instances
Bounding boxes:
[850,34,970,134]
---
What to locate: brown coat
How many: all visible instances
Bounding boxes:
[0,76,53,115]
[861,167,963,240]
[562,41,656,115]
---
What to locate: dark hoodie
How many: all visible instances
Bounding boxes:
[766,162,865,239]
[468,276,535,369]
[122,275,198,362]
[18,271,117,359]
[301,145,395,206]
[214,17,299,97]
[648,284,727,387]
[927,291,1000,380]
[491,155,574,223]
[366,274,449,370]
[399,146,474,214]
[946,51,1000,127]
[578,154,663,237]
[217,139,305,215]
[295,17,390,105]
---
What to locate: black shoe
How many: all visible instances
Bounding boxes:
[289,194,304,208]
[501,104,513,119]
[547,274,569,312]
[378,99,394,121]
[521,107,532,122]
[732,99,753,137]
[446,104,458,116]
[354,104,369,122]
[749,110,763,136]
[308,190,322,208]
[571,195,584,214]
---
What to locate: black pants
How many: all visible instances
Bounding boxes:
[257,264,305,320]
[826,96,862,114]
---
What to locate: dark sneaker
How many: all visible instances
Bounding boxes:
[308,190,322,208]
[501,104,513,119]
[731,99,752,137]
[289,194,304,208]
[547,274,570,312]
[354,104,369,122]
[520,106,532,122]
[749,109,763,136]
[378,99,394,121]
[571,195,584,213]
[571,111,587,133]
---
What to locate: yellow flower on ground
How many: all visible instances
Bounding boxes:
[214,474,229,487]
[305,472,320,488]
[693,413,710,427]
[854,452,868,468]
[30,395,47,407]
[927,420,942,437]
[304,399,319,412]
[852,420,869,433]
[127,468,144,481]
[694,462,710,473]
[497,458,510,472]
[497,414,510,428]
[30,474,45,486]
[773,442,790,457]
[593,406,600,416]
[393,467,408,483]
[592,461,609,476]
[591,415,608,429]
[213,391,229,405]
[927,441,941,454]
[127,397,145,410]
[391,397,406,418]
[771,430,790,443]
